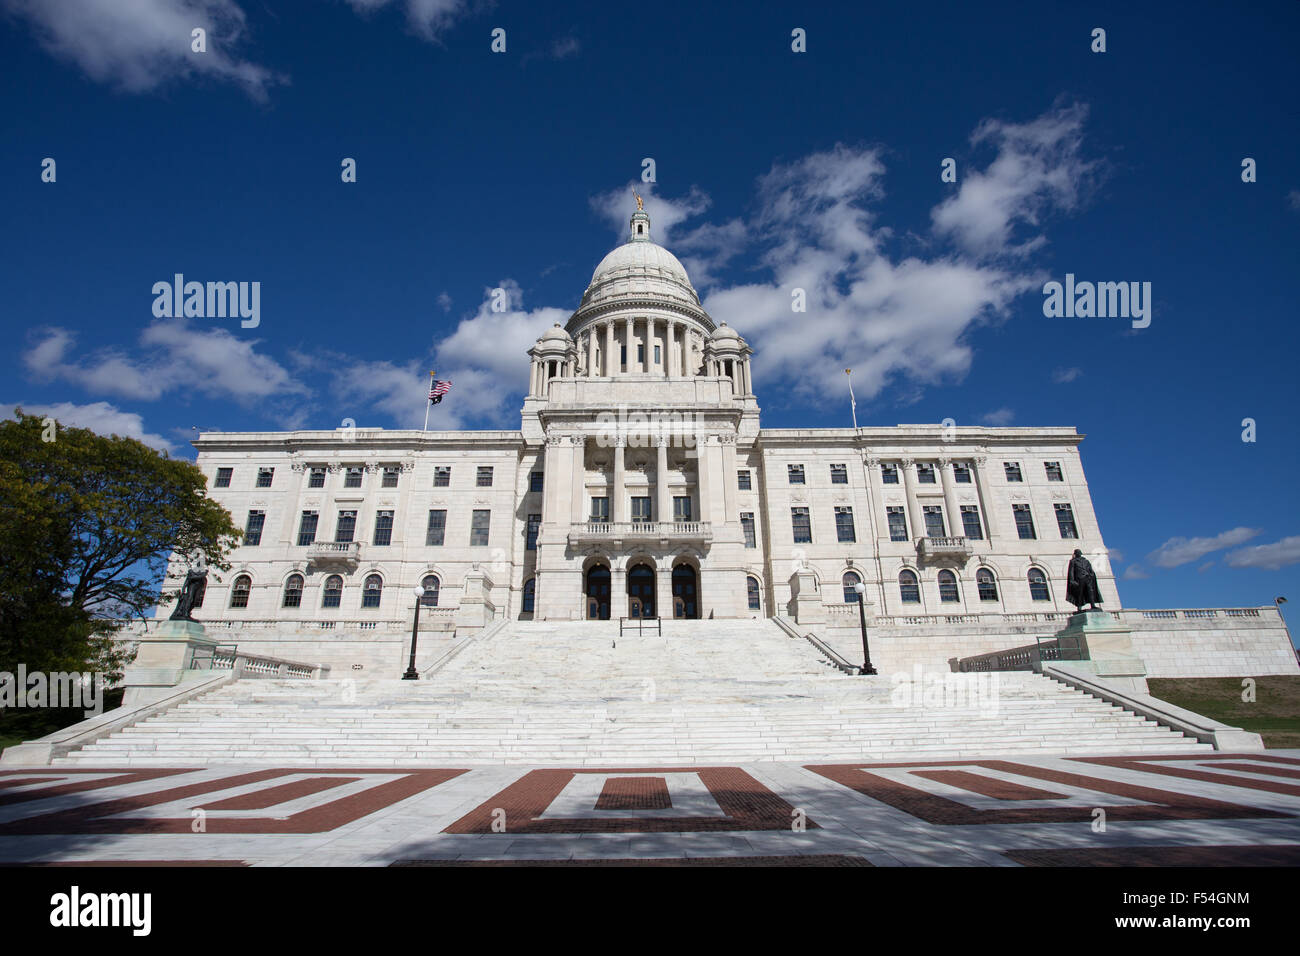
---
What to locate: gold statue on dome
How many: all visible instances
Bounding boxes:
[634,190,644,211]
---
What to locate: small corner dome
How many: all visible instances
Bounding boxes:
[540,323,572,344]
[710,322,741,342]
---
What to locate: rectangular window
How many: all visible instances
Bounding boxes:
[737,470,752,490]
[637,343,645,363]
[1055,503,1078,538]
[425,509,446,546]
[526,513,541,550]
[791,507,811,543]
[589,497,609,523]
[297,511,318,546]
[344,467,363,488]
[923,505,946,538]
[1045,461,1064,482]
[214,467,233,488]
[244,510,265,546]
[476,466,493,487]
[308,467,325,488]
[530,471,544,493]
[256,468,274,488]
[470,509,490,546]
[620,344,627,366]
[1013,504,1036,540]
[917,463,936,484]
[673,496,692,523]
[887,506,908,542]
[881,463,899,484]
[433,466,451,488]
[953,463,971,483]
[335,510,357,543]
[834,506,856,543]
[1004,462,1023,482]
[373,510,394,546]
[654,344,661,364]
[787,464,805,484]
[631,497,652,524]
[830,464,848,484]
[741,513,757,548]
[960,505,984,540]
[382,467,399,488]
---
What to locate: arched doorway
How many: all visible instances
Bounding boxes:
[585,565,611,620]
[672,564,699,619]
[627,563,655,618]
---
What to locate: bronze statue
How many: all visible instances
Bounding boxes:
[634,190,644,211]
[1066,549,1103,611]
[169,566,208,621]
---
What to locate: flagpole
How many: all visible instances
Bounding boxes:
[423,370,435,432]
[845,369,858,430]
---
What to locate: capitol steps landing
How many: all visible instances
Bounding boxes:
[56,620,1212,766]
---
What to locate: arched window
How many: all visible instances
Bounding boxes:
[282,574,304,608]
[229,574,251,608]
[522,578,536,613]
[899,570,920,604]
[938,570,960,603]
[420,575,440,607]
[842,570,862,603]
[1028,568,1051,602]
[322,574,343,608]
[976,568,998,602]
[362,574,383,608]
[746,576,761,610]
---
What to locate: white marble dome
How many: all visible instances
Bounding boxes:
[577,216,702,311]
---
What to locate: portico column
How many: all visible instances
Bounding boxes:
[639,318,648,373]
[604,321,615,376]
[973,456,1000,541]
[697,436,718,525]
[720,437,738,522]
[529,360,538,396]
[901,458,924,544]
[655,436,670,526]
[667,320,678,377]
[612,436,627,524]
[939,458,963,539]
[571,436,586,520]
[864,457,888,541]
[587,329,597,377]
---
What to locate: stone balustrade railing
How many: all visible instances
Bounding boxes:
[197,645,328,679]
[829,606,1280,630]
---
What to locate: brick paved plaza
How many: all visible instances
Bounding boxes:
[3,751,1298,867]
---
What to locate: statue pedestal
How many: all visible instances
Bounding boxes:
[789,568,825,625]
[1052,610,1148,693]
[121,619,222,707]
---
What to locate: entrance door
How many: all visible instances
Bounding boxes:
[627,564,655,618]
[586,565,611,620]
[672,565,698,619]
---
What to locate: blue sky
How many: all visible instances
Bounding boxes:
[2,0,1299,622]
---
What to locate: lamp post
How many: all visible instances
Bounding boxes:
[852,581,877,675]
[403,585,425,680]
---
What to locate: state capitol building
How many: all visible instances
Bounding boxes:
[170,204,1295,680]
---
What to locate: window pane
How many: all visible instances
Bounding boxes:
[830,464,847,484]
[362,574,382,608]
[841,572,861,603]
[470,509,490,545]
[590,497,609,522]
[256,468,274,488]
[953,464,971,483]
[244,510,265,546]
[344,467,363,488]
[881,463,899,484]
[791,507,811,543]
[215,467,233,488]
[230,575,251,608]
[297,511,318,546]
[530,471,544,493]
[960,505,983,540]
[737,470,752,490]
[308,468,325,488]
[322,576,343,608]
[899,572,920,604]
[741,513,756,548]
[476,466,493,487]
[631,497,652,523]
[887,507,908,542]
[282,575,303,608]
[673,496,692,522]
[1004,462,1022,482]
[977,569,998,601]
[526,513,540,550]
[747,577,761,610]
[1045,461,1063,481]
[1013,505,1036,540]
[1055,503,1078,539]
[335,510,357,542]
[1029,569,1051,601]
[917,464,936,484]
[434,467,451,487]
[373,510,394,546]
[939,571,959,603]
[382,468,399,488]
[835,506,855,543]
[923,505,946,538]
[420,575,440,607]
[787,464,805,484]
[426,509,446,546]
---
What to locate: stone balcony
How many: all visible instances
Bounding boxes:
[916,535,971,561]
[306,541,362,567]
[568,520,713,547]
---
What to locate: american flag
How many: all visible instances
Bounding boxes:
[428,379,452,405]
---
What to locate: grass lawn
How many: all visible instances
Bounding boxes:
[1147,675,1300,749]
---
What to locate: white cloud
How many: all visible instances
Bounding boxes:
[1107,547,1124,563]
[24,324,308,405]
[930,102,1099,259]
[1224,536,1300,571]
[1123,565,1149,580]
[1288,190,1300,212]
[7,401,175,453]
[2,0,282,97]
[341,0,469,42]
[1146,527,1262,569]
[978,407,1015,426]
[1052,366,1082,384]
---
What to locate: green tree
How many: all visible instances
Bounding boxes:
[0,410,242,681]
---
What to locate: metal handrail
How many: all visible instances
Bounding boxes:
[618,616,662,637]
